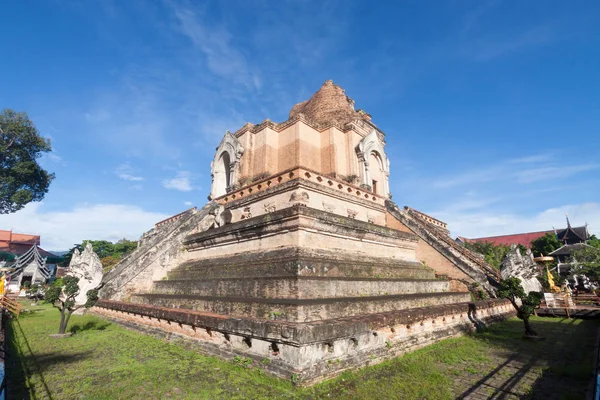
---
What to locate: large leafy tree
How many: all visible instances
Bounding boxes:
[497,277,543,337]
[61,238,138,271]
[531,233,562,257]
[570,246,600,280]
[82,240,115,259]
[113,238,137,255]
[0,109,55,213]
[588,234,600,250]
[464,241,526,270]
[45,276,99,334]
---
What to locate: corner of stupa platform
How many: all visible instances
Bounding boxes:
[93,80,514,385]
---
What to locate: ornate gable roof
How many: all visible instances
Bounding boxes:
[556,225,589,244]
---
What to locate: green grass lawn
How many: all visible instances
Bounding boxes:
[6,302,598,399]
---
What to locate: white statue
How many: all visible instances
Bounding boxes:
[500,246,543,294]
[67,242,104,305]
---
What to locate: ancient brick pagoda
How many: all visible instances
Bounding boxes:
[97,80,512,384]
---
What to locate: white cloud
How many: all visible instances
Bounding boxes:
[184,201,192,206]
[461,0,501,36]
[507,153,553,164]
[467,26,555,62]
[83,82,184,160]
[84,109,111,123]
[434,202,600,239]
[1,203,170,250]
[115,163,145,181]
[43,153,67,166]
[515,163,598,184]
[162,170,193,192]
[172,6,258,89]
[118,174,144,181]
[431,156,597,188]
[432,165,503,189]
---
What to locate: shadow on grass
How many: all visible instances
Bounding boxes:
[7,317,44,400]
[21,350,95,372]
[69,319,110,334]
[461,317,598,399]
[6,317,95,400]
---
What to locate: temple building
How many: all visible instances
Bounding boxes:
[96,81,511,384]
[0,230,59,291]
[456,218,591,250]
[456,217,593,275]
[549,218,593,275]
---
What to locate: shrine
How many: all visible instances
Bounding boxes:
[96,81,512,384]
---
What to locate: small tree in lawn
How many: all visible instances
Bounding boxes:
[26,282,41,304]
[45,276,99,334]
[497,277,543,338]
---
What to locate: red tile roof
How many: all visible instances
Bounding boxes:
[462,230,554,248]
[0,230,40,246]
[0,229,54,258]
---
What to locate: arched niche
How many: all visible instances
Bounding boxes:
[212,151,231,197]
[209,132,244,199]
[368,151,386,196]
[356,130,390,198]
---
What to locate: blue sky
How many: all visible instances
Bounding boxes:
[1,0,599,250]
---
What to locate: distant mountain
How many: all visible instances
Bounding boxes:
[48,250,69,256]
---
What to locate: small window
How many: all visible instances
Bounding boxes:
[372,180,378,194]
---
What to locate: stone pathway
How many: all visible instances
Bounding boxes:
[449,318,598,399]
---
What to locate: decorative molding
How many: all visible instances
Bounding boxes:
[241,206,252,220]
[290,190,310,206]
[210,132,244,200]
[356,130,391,198]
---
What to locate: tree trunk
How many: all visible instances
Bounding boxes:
[58,310,67,334]
[523,317,538,337]
[62,311,73,334]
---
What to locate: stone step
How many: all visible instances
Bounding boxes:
[152,276,450,299]
[168,248,436,281]
[100,204,213,301]
[94,298,513,346]
[133,291,471,322]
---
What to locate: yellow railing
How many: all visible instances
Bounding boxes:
[0,295,21,318]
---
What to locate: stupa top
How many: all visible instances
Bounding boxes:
[289,80,373,127]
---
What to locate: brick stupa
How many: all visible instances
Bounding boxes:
[97,81,511,384]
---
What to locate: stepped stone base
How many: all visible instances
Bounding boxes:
[92,299,514,385]
[151,276,450,298]
[134,292,472,322]
[97,191,509,385]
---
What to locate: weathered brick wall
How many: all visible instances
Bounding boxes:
[385,209,485,293]
[385,211,413,233]
[415,239,472,282]
[289,80,365,127]
[92,298,514,384]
